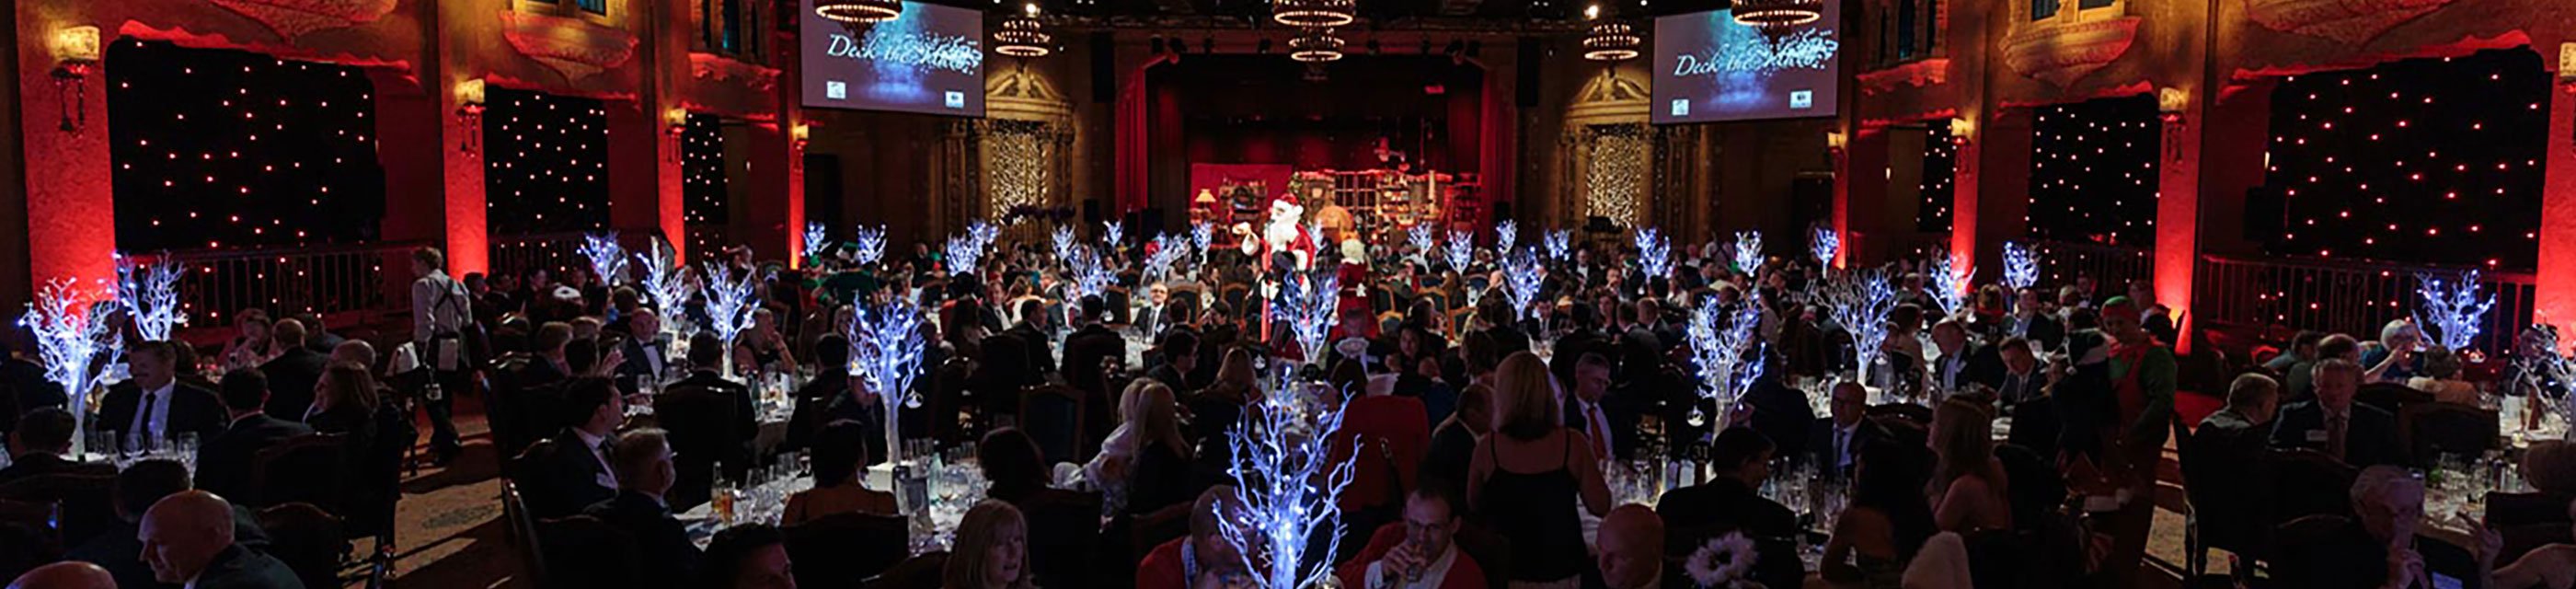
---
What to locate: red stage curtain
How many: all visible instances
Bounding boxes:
[1115,54,1175,214]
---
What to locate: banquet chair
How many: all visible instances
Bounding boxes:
[2498,522,2573,565]
[0,471,115,548]
[654,383,745,512]
[1220,284,1253,316]
[1105,286,1133,325]
[2357,382,2431,415]
[535,514,640,589]
[1018,489,1105,589]
[783,512,911,587]
[251,433,350,512]
[1128,502,1194,570]
[932,356,977,444]
[2486,491,2576,526]
[0,497,57,583]
[2400,403,2498,465]
[2177,422,2269,576]
[2263,449,2359,525]
[1020,385,1087,466]
[257,502,349,589]
[861,551,949,589]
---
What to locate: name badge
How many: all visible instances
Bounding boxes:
[2305,430,2329,443]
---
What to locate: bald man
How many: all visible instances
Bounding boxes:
[6,562,115,589]
[140,491,303,588]
[1590,504,1683,589]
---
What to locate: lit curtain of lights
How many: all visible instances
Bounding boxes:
[1915,124,1955,233]
[2028,94,2157,248]
[2261,49,2546,270]
[107,40,385,251]
[683,113,730,258]
[987,119,1053,215]
[484,88,609,237]
[1584,123,1648,227]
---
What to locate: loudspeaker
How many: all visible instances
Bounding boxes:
[1083,198,1104,225]
[1515,38,1542,108]
[1090,33,1116,104]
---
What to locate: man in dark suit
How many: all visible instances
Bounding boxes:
[256,319,329,423]
[2,335,67,435]
[1655,428,1803,589]
[2009,287,2066,352]
[657,335,755,509]
[1063,295,1128,442]
[0,408,92,486]
[1978,338,2058,456]
[1144,330,1198,392]
[1806,382,1884,477]
[98,341,228,452]
[1562,353,1638,462]
[582,428,704,589]
[1009,299,1058,375]
[1421,383,1489,491]
[137,491,302,588]
[523,377,625,519]
[194,370,314,504]
[292,313,347,357]
[615,310,672,394]
[2271,358,2411,468]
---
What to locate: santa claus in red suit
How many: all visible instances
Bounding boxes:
[1241,192,1318,273]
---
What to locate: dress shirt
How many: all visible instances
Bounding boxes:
[1832,422,1858,471]
[1998,369,2038,404]
[1936,352,1969,393]
[1364,544,1458,589]
[130,381,177,449]
[575,429,619,489]
[411,271,472,345]
[637,339,667,378]
[1579,398,1613,462]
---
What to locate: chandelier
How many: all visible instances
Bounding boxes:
[994,4,1053,57]
[1731,0,1824,31]
[815,0,903,23]
[1273,0,1357,28]
[1581,20,1641,62]
[1290,30,1345,63]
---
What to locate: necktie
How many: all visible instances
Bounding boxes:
[2327,413,2350,459]
[1586,405,1610,462]
[598,439,618,470]
[134,392,161,446]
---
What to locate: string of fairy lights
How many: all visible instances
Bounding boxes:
[1915,124,1955,233]
[2028,94,2158,248]
[2261,48,2546,270]
[107,40,385,251]
[485,87,610,237]
[683,112,730,258]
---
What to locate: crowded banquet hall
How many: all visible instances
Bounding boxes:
[4,0,2576,587]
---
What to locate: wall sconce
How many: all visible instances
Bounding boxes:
[49,25,100,133]
[2156,87,2190,122]
[1947,117,1974,145]
[790,123,812,171]
[454,79,487,155]
[2558,43,2575,94]
[1824,130,1848,156]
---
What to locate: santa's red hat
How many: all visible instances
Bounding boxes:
[1270,192,1301,209]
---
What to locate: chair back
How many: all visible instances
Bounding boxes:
[1020,385,1087,466]
[2176,426,2265,556]
[2400,403,2498,461]
[1867,403,1934,426]
[860,551,949,589]
[535,514,640,589]
[1105,287,1133,325]
[654,385,742,511]
[0,471,115,548]
[0,497,58,583]
[783,512,912,587]
[1128,502,1193,567]
[257,502,350,589]
[2498,522,2574,565]
[932,357,976,443]
[2263,449,2358,525]
[501,480,548,583]
[2484,491,2575,526]
[1018,490,1105,589]
[2355,382,2428,414]
[253,433,350,511]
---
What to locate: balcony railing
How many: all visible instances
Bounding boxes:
[134,241,429,325]
[2194,255,2536,352]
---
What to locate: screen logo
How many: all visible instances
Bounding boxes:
[945,91,966,110]
[1671,98,1690,117]
[826,81,847,100]
[1789,90,1812,110]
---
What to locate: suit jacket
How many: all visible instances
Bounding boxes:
[2012,313,2066,352]
[1806,418,1886,477]
[1563,395,1639,461]
[582,491,703,589]
[1655,479,1803,589]
[97,380,229,446]
[1333,521,1491,589]
[2270,401,2412,468]
[1063,323,1126,396]
[187,543,307,589]
[0,453,104,487]
[1422,421,1478,491]
[659,371,757,508]
[1008,323,1058,375]
[196,413,316,503]
[615,335,673,393]
[523,429,618,519]
[258,348,330,422]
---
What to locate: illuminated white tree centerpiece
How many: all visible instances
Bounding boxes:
[20,279,122,455]
[114,253,187,342]
[2414,271,2497,352]
[846,297,926,463]
[1218,367,1357,589]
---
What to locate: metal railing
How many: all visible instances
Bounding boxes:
[135,241,428,324]
[2193,255,2536,352]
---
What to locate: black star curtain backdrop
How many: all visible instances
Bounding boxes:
[683,112,730,258]
[108,40,385,251]
[485,87,609,236]
[1915,124,1956,234]
[2260,48,2546,270]
[2028,94,2158,248]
